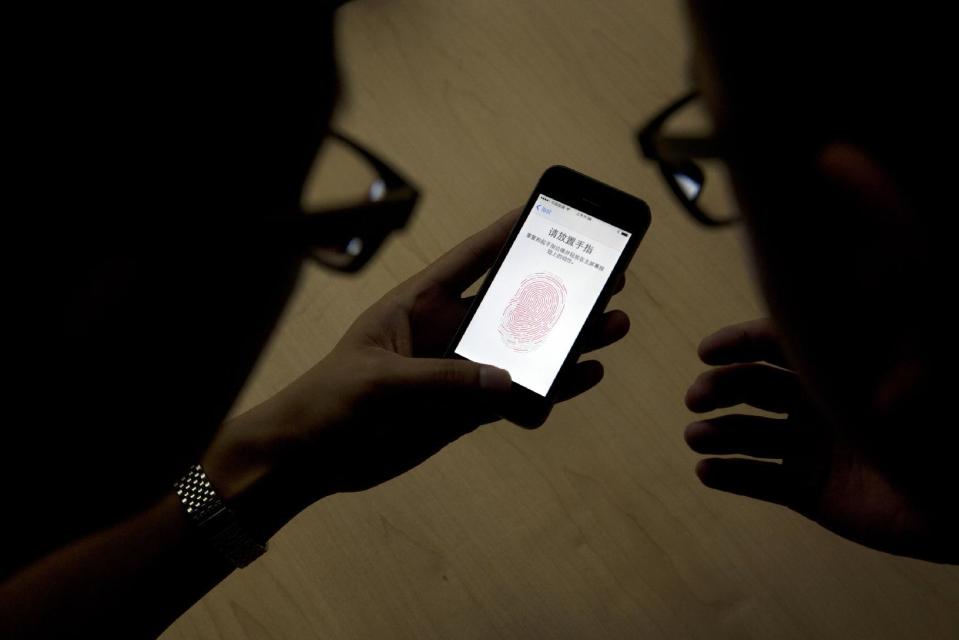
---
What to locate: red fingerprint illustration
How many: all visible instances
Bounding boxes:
[498,272,567,352]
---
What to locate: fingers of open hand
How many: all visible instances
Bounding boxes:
[684,355,810,510]
[685,352,814,511]
[698,318,789,368]
[685,414,797,459]
[686,363,801,414]
[694,457,799,508]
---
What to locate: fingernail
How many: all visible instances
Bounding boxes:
[694,459,715,485]
[480,366,512,392]
[684,421,706,444]
[684,384,702,410]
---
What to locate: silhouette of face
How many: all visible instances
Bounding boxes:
[7,10,344,567]
[682,2,945,432]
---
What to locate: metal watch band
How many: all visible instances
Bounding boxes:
[174,463,267,568]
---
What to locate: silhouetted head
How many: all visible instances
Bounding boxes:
[6,9,341,573]
[684,4,952,479]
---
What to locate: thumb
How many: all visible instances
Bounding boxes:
[384,356,512,396]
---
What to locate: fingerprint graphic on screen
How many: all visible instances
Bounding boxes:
[498,272,567,352]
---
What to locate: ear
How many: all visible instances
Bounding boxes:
[814,142,913,227]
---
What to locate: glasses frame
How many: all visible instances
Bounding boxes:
[637,90,740,227]
[271,130,420,273]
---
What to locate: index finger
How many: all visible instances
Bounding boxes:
[414,208,521,292]
[698,318,790,368]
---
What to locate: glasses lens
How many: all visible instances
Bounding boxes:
[661,99,739,224]
[311,236,368,269]
[669,160,704,201]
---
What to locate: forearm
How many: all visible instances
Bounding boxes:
[1,492,232,639]
[0,406,310,639]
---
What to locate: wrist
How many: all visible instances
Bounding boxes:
[199,400,320,543]
[174,464,266,568]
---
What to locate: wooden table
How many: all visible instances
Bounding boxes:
[162,2,959,638]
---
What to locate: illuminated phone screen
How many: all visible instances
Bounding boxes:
[454,194,631,396]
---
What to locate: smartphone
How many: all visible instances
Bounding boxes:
[447,165,650,426]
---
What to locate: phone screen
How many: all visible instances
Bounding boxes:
[454,194,632,396]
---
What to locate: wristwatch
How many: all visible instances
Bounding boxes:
[174,463,267,568]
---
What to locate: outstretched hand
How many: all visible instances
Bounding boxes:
[685,318,956,563]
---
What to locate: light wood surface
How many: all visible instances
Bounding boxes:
[161,2,959,638]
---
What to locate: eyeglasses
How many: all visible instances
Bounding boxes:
[272,130,420,272]
[637,91,741,226]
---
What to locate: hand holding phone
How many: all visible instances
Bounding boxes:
[200,201,634,510]
[448,166,651,426]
